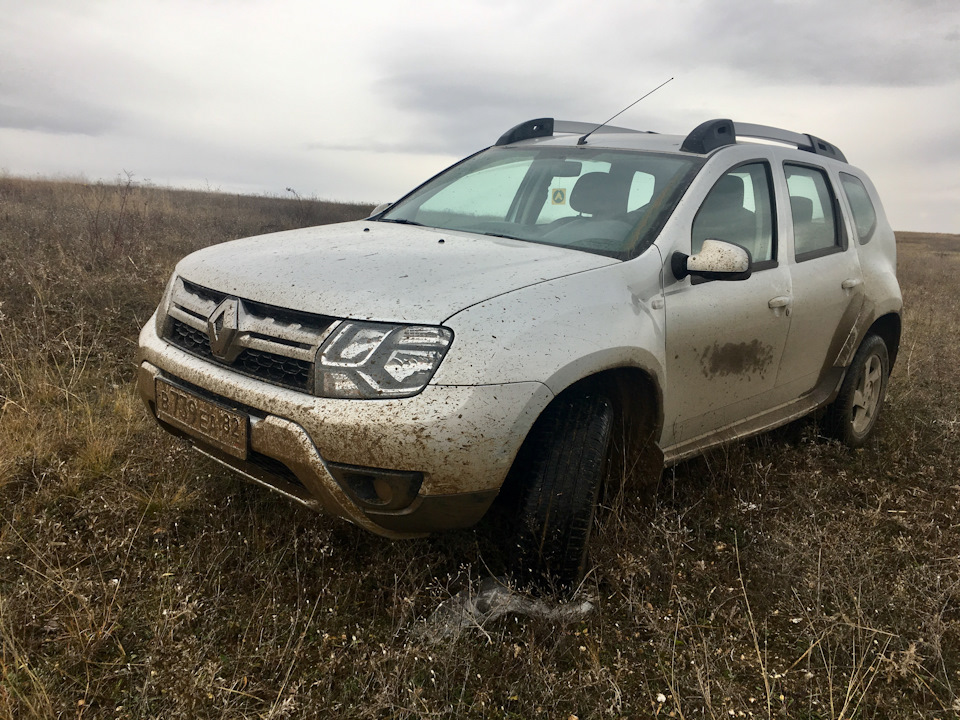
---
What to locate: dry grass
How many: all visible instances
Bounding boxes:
[1,175,959,718]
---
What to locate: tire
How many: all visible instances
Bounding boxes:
[825,334,890,447]
[513,392,614,589]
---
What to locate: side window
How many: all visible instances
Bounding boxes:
[840,172,877,244]
[692,162,775,264]
[785,164,841,258]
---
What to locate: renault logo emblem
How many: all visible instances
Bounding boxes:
[207,298,241,361]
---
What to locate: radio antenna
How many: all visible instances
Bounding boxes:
[577,77,674,145]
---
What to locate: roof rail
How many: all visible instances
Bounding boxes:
[679,118,735,154]
[496,118,554,146]
[680,119,847,162]
[495,118,644,146]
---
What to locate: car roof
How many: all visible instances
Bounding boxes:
[510,130,687,154]
[495,118,849,164]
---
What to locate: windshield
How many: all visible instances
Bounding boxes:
[379,146,702,260]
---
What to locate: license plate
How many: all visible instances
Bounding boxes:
[155,379,248,459]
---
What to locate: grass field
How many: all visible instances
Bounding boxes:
[1,176,959,718]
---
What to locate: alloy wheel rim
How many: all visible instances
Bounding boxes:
[851,354,883,434]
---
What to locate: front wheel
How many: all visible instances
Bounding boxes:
[513,392,614,589]
[825,334,890,447]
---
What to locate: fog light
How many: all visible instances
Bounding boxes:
[373,477,395,505]
[327,462,423,512]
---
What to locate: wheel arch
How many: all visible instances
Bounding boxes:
[868,312,901,371]
[567,367,665,489]
[500,365,664,503]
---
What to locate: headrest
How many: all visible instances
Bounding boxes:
[709,174,745,208]
[570,172,626,216]
[790,196,814,223]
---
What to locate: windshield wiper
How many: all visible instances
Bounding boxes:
[481,231,521,240]
[378,218,425,227]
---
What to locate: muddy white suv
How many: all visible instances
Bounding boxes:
[138,118,902,585]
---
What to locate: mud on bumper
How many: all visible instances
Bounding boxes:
[137,354,552,538]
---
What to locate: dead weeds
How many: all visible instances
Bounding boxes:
[1,176,959,717]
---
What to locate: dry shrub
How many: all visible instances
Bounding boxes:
[1,177,958,718]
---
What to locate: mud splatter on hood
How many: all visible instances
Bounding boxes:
[174,221,618,324]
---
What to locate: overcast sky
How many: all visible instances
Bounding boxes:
[2,0,958,232]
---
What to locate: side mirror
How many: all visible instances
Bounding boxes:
[671,239,752,281]
[370,202,393,217]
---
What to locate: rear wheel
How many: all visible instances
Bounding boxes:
[513,392,614,588]
[825,334,890,447]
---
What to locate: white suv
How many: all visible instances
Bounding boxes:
[138,118,902,585]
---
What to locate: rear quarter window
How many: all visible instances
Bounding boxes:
[840,172,878,244]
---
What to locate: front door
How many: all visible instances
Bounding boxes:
[662,161,792,450]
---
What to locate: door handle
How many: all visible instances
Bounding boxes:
[841,278,862,290]
[768,295,792,317]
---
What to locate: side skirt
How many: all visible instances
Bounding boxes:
[661,367,845,466]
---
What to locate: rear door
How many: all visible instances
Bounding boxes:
[774,162,864,395]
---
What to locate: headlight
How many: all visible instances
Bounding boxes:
[315,322,453,399]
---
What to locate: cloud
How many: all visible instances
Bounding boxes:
[0,77,119,135]
[674,0,960,86]
[0,101,116,136]
[0,3,163,136]
[375,69,592,155]
[0,0,957,230]
[355,0,960,163]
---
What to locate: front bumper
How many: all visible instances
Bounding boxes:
[137,319,553,538]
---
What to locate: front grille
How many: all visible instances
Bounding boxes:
[162,278,336,393]
[168,319,313,391]
[170,318,213,358]
[236,348,311,389]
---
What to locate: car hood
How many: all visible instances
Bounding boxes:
[174,221,619,324]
